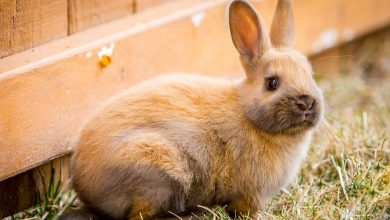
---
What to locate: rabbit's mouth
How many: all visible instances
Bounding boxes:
[283,108,321,133]
[287,119,315,133]
[243,95,322,134]
[248,106,321,134]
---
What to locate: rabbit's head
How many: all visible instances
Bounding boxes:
[229,0,323,134]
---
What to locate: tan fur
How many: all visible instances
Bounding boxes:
[128,197,156,219]
[69,0,324,219]
[270,0,295,48]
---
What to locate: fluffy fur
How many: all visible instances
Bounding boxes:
[66,0,324,219]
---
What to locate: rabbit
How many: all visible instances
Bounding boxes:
[65,0,324,219]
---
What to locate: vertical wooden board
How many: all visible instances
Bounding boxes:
[340,0,390,38]
[293,0,390,54]
[0,170,35,218]
[253,0,390,54]
[135,0,173,12]
[32,155,71,200]
[0,0,68,58]
[68,0,134,34]
[252,0,343,53]
[0,156,70,218]
[293,0,342,53]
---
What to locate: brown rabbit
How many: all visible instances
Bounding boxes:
[66,0,324,219]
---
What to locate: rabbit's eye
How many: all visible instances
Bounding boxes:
[266,77,279,91]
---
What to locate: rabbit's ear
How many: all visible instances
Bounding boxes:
[270,0,294,48]
[229,0,270,59]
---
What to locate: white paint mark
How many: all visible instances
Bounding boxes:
[191,11,206,28]
[313,29,338,52]
[85,51,92,58]
[98,43,115,59]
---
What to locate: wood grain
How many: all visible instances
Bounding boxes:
[68,0,134,34]
[0,0,67,58]
[0,170,35,218]
[135,0,173,12]
[293,0,390,53]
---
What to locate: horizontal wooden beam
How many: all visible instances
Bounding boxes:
[0,0,227,79]
[0,0,389,182]
[293,0,390,53]
[0,0,230,182]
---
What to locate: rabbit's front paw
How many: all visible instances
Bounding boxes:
[226,196,263,219]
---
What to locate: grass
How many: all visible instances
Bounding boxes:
[6,165,77,220]
[6,73,390,220]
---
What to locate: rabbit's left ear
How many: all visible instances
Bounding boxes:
[270,0,295,48]
[229,0,270,59]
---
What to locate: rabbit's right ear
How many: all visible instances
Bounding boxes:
[229,0,270,59]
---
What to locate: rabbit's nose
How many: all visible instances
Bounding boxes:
[295,95,315,112]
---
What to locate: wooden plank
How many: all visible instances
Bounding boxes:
[0,0,229,182]
[67,0,175,34]
[0,170,35,218]
[135,0,173,12]
[0,0,68,58]
[0,0,390,182]
[292,0,390,53]
[68,0,134,34]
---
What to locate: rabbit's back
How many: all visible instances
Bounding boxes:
[70,74,240,218]
[75,74,238,161]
